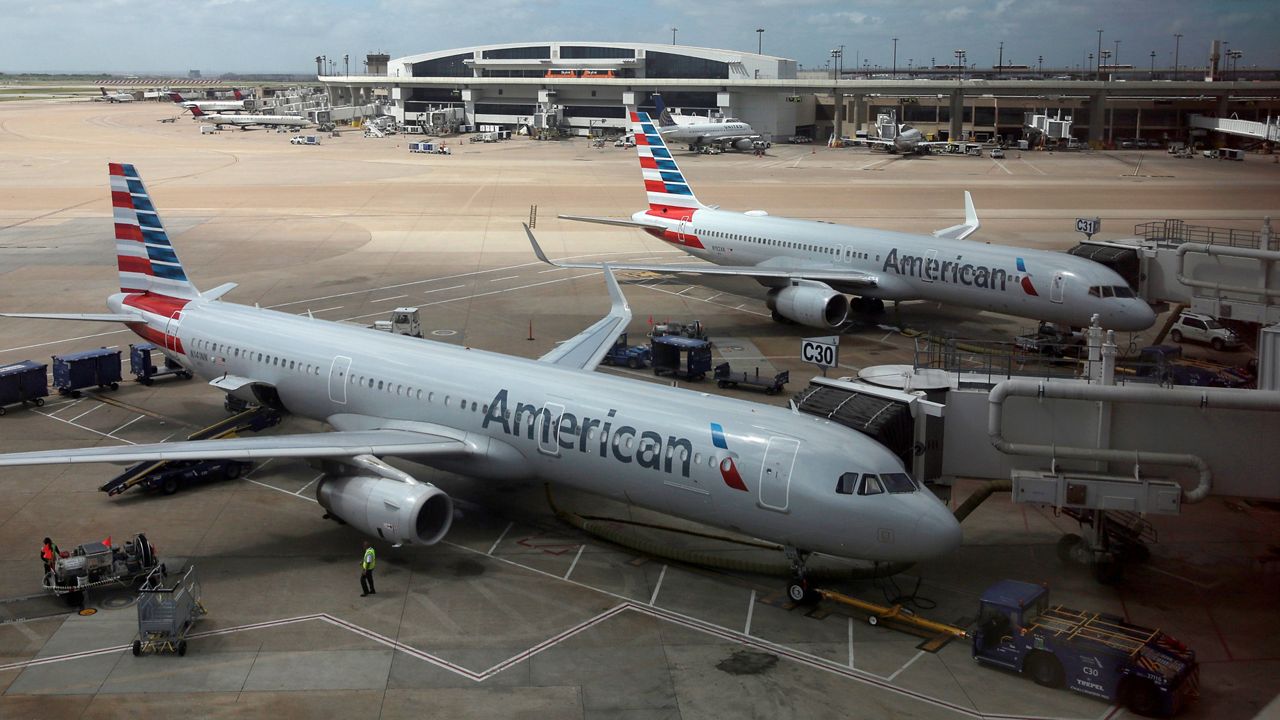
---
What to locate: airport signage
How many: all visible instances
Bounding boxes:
[801,336,839,370]
[1075,217,1101,239]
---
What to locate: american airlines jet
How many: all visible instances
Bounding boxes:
[0,163,962,599]
[552,111,1155,331]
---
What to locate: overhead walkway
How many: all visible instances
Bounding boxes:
[1188,114,1280,142]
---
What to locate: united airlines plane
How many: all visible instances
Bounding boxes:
[0,164,962,599]
[554,112,1155,331]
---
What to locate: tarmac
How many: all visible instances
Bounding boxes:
[0,98,1278,719]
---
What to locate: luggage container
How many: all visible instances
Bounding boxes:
[0,360,48,415]
[129,343,193,385]
[52,347,121,397]
[651,336,712,381]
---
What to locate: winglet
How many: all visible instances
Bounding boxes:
[535,257,632,371]
[964,190,978,231]
[523,223,558,266]
[602,262,629,321]
[932,191,980,241]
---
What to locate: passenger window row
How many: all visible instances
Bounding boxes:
[192,338,322,376]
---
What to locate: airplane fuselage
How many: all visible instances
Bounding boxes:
[109,292,960,563]
[660,121,758,148]
[198,113,307,128]
[631,207,1154,330]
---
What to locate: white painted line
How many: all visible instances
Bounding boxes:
[537,267,567,274]
[242,458,275,479]
[649,564,667,606]
[423,284,466,294]
[247,478,317,503]
[69,404,103,422]
[489,275,519,282]
[0,329,127,355]
[991,159,1013,176]
[744,590,756,636]
[106,414,145,437]
[295,472,324,497]
[887,650,926,682]
[848,617,855,668]
[33,409,136,445]
[372,295,408,303]
[1021,158,1047,175]
[310,306,344,314]
[487,521,513,556]
[46,398,85,417]
[705,292,723,301]
[342,273,605,323]
[563,544,585,580]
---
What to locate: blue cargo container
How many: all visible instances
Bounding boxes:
[651,335,712,381]
[0,360,49,415]
[52,348,122,397]
[129,343,192,385]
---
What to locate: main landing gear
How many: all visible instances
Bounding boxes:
[784,547,820,604]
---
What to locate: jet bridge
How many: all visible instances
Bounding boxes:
[1188,113,1280,143]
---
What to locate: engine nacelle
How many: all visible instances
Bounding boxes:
[317,474,453,546]
[767,283,849,327]
[733,138,756,151]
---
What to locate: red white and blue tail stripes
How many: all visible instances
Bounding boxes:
[631,111,704,218]
[110,162,198,300]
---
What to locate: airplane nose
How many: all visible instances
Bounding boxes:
[1113,302,1157,332]
[911,500,962,559]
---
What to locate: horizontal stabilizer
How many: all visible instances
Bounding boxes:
[558,214,667,230]
[932,191,980,241]
[0,429,466,467]
[0,312,144,323]
[201,282,238,301]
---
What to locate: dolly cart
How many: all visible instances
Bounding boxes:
[133,565,206,657]
[714,363,789,395]
[129,343,193,385]
[0,360,48,415]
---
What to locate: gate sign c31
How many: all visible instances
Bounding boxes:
[1075,217,1101,237]
[801,336,839,369]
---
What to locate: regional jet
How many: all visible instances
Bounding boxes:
[0,163,962,600]
[551,111,1155,331]
[96,87,134,103]
[189,105,307,129]
[858,110,951,155]
[649,94,767,152]
[169,90,248,113]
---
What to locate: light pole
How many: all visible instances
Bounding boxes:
[998,41,1004,75]
[1096,29,1104,80]
[756,28,764,55]
[671,27,677,45]
[1038,55,1043,76]
[1227,50,1243,80]
[1150,51,1156,79]
[892,37,898,79]
[1100,49,1111,79]
[344,54,349,77]
[1088,53,1093,79]
[1173,33,1182,80]
[1113,40,1120,70]
[830,49,840,81]
[955,49,966,81]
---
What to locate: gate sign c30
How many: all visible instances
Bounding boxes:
[801,336,839,369]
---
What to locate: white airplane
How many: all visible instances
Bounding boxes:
[96,87,134,103]
[551,111,1155,332]
[0,163,962,600]
[858,110,950,155]
[169,89,248,113]
[189,105,308,130]
[649,94,767,152]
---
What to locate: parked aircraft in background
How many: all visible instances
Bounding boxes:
[649,94,767,152]
[552,111,1155,332]
[96,87,134,103]
[858,110,950,154]
[169,89,248,113]
[0,163,963,599]
[189,105,307,129]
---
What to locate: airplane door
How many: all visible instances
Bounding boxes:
[328,356,352,404]
[758,437,800,512]
[1050,272,1065,303]
[536,402,565,457]
[164,311,182,352]
[923,249,938,282]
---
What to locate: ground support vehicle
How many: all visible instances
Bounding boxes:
[1056,508,1157,584]
[649,320,707,341]
[371,307,423,337]
[129,343,193,385]
[0,360,48,415]
[714,363,788,395]
[1168,311,1243,351]
[972,580,1198,717]
[100,405,280,496]
[133,565,205,657]
[52,348,121,396]
[601,333,651,369]
[289,135,320,145]
[1015,322,1086,360]
[43,532,162,606]
[1130,345,1254,388]
[651,336,712,381]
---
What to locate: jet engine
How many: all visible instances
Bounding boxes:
[317,474,453,546]
[767,282,850,327]
[733,138,756,151]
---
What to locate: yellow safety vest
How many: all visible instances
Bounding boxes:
[362,547,376,570]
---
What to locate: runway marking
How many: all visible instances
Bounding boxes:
[247,478,316,503]
[341,273,605,323]
[537,267,567,273]
[991,159,1013,176]
[887,650,926,682]
[848,616,856,668]
[649,564,667,605]
[423,284,466,294]
[487,521,513,556]
[106,414,144,437]
[69,405,103,423]
[488,275,519,282]
[0,329,129,355]
[1020,158,1047,175]
[33,408,137,445]
[295,473,323,497]
[311,306,343,314]
[744,590,756,635]
[563,544,585,580]
[46,398,85,417]
[371,295,408,303]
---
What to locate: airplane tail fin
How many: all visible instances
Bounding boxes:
[110,163,200,300]
[167,92,184,103]
[100,87,108,96]
[189,105,206,117]
[630,110,705,218]
[651,94,678,128]
[232,88,243,100]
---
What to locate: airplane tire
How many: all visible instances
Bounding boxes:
[627,358,641,369]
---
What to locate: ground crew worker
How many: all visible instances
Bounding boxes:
[360,541,376,596]
[40,537,59,574]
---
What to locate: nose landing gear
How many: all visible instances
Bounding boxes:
[784,547,820,605]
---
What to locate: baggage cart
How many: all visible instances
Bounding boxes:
[714,363,789,395]
[51,347,121,397]
[651,336,712,381]
[0,360,48,415]
[133,565,205,657]
[129,343,193,385]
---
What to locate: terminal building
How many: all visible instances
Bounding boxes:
[320,43,1280,147]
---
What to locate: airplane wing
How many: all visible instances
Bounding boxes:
[526,225,632,371]
[0,429,466,467]
[558,214,667,231]
[525,227,878,288]
[932,191,980,241]
[0,312,144,323]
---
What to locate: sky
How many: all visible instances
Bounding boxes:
[1,0,1275,75]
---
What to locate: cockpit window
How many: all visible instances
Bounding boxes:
[858,474,884,496]
[1111,285,1135,299]
[881,472,918,494]
[836,472,857,495]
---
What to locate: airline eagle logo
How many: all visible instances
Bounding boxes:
[710,423,748,492]
[1016,258,1039,296]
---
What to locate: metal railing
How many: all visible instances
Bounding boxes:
[1134,219,1270,250]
